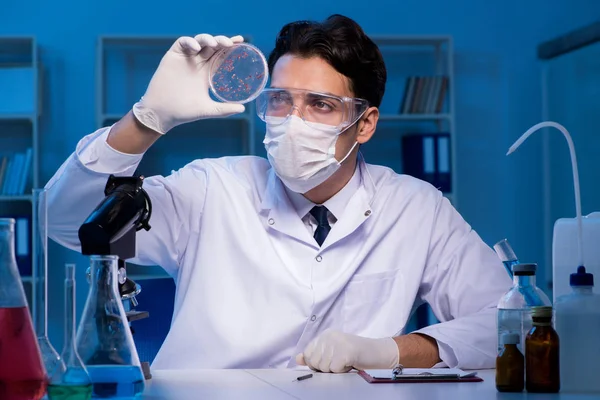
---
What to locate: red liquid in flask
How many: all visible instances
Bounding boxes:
[0,306,47,400]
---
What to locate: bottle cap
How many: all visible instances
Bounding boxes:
[531,305,553,318]
[570,265,594,287]
[512,263,536,276]
[501,333,520,345]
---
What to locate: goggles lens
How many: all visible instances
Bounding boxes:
[256,88,368,129]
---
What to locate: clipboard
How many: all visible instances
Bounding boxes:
[358,367,483,384]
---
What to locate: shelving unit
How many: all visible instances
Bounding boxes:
[368,35,456,206]
[0,36,41,311]
[96,35,257,280]
[379,113,452,121]
[368,35,456,330]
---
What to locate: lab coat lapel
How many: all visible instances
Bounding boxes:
[320,185,372,249]
[321,156,377,250]
[260,169,318,248]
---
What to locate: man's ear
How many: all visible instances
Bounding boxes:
[356,107,379,145]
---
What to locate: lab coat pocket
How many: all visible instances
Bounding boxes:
[341,269,408,337]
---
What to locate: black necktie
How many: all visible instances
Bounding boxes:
[310,206,331,246]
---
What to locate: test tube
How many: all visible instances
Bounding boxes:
[494,239,518,279]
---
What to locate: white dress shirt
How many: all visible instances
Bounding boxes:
[286,166,360,238]
[45,126,512,370]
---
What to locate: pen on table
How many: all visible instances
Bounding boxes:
[294,373,313,382]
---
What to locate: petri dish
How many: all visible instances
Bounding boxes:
[209,43,269,104]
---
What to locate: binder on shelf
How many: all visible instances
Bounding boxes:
[436,135,451,193]
[13,214,32,276]
[402,133,452,193]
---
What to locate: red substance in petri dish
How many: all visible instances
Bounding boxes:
[0,306,48,400]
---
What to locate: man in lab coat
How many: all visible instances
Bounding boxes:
[46,14,512,372]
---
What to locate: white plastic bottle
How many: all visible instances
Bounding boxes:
[554,266,600,393]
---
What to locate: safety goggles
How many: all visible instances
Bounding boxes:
[256,88,369,131]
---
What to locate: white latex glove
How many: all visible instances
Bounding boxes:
[295,329,399,373]
[133,34,246,134]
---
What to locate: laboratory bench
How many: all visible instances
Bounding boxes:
[141,369,597,399]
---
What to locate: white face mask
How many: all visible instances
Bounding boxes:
[263,116,358,193]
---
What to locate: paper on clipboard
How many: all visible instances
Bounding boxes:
[363,368,477,380]
[359,364,483,384]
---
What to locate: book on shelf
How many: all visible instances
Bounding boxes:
[402,133,451,193]
[0,148,33,196]
[399,76,448,114]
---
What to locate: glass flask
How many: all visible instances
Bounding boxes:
[0,218,47,400]
[48,264,92,400]
[76,255,145,398]
[33,189,62,377]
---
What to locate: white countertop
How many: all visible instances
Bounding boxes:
[140,369,598,399]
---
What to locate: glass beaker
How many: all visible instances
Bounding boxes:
[48,264,92,400]
[33,189,62,377]
[76,255,144,398]
[0,218,47,400]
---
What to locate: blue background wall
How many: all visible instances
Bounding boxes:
[1,0,599,353]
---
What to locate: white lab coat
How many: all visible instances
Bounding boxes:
[46,127,512,370]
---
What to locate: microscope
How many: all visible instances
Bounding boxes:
[78,174,153,379]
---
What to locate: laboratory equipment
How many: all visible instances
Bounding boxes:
[0,218,47,400]
[495,333,524,393]
[493,238,518,278]
[76,255,145,398]
[47,264,92,400]
[33,189,62,377]
[554,266,600,393]
[525,306,560,393]
[209,42,268,104]
[553,213,600,301]
[78,174,153,379]
[506,121,600,303]
[497,263,551,354]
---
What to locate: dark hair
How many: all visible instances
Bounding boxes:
[267,14,387,108]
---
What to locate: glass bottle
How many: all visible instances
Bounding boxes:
[497,263,552,354]
[33,189,62,377]
[495,333,524,392]
[48,264,92,400]
[76,255,145,398]
[526,306,560,393]
[554,266,600,393]
[0,218,47,400]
